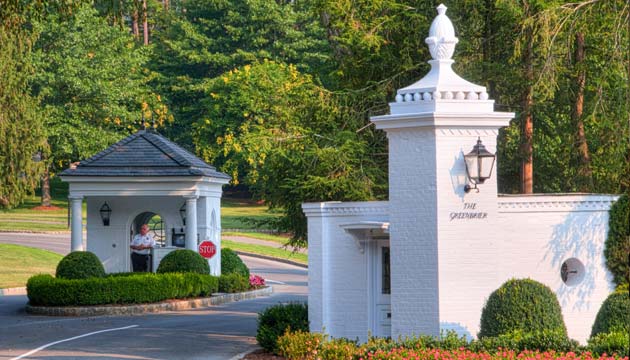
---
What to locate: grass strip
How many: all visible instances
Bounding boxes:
[0,222,71,232]
[222,240,307,265]
[0,244,63,288]
[222,231,289,244]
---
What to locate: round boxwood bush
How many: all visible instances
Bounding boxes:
[590,289,630,337]
[221,248,249,278]
[55,251,105,280]
[478,278,567,338]
[257,302,308,354]
[605,193,630,287]
[156,249,210,274]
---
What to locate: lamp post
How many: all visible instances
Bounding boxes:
[464,138,496,193]
[99,202,112,226]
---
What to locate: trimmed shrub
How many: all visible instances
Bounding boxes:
[257,302,308,354]
[277,330,326,360]
[221,248,249,278]
[605,193,630,287]
[27,272,218,306]
[55,251,105,280]
[591,289,630,337]
[478,278,567,338]
[218,273,249,293]
[588,331,630,356]
[157,249,210,275]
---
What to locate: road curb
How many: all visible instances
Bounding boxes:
[0,230,70,234]
[228,347,260,360]
[235,251,308,269]
[25,286,273,316]
[0,287,27,296]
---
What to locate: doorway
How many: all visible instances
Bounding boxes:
[129,212,165,272]
[370,239,391,338]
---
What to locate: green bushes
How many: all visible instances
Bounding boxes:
[55,251,105,279]
[605,193,630,287]
[27,272,218,306]
[479,279,567,338]
[218,273,250,293]
[591,289,630,337]
[256,302,309,354]
[221,248,249,278]
[472,330,579,353]
[588,330,629,356]
[156,249,210,274]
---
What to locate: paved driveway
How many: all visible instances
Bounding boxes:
[0,233,307,360]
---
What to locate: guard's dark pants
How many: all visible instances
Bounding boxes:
[131,252,149,272]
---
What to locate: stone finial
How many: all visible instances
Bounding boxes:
[425,4,459,60]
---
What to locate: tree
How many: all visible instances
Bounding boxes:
[0,3,46,208]
[193,61,386,244]
[30,4,169,203]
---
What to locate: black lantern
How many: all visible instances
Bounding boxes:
[464,138,496,193]
[100,202,112,226]
[179,203,186,226]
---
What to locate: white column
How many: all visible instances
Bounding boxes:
[69,196,84,252]
[185,195,198,251]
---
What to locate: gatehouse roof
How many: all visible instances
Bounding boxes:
[60,129,230,179]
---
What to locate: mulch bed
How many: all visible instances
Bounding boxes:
[243,349,285,360]
[31,205,64,211]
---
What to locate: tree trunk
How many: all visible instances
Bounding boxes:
[163,0,169,11]
[41,165,51,207]
[483,0,496,98]
[143,0,149,45]
[572,32,592,192]
[132,7,140,39]
[520,26,534,194]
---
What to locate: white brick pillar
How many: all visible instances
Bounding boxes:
[69,195,84,252]
[185,195,198,251]
[370,4,514,339]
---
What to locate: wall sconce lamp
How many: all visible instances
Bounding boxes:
[179,203,186,226]
[100,202,112,226]
[464,138,496,193]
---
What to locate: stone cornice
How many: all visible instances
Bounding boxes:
[302,201,389,217]
[498,194,619,212]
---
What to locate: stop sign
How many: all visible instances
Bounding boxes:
[198,240,217,259]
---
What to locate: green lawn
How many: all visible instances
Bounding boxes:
[222,240,307,265]
[0,244,63,288]
[222,231,289,245]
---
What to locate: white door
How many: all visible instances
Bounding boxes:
[375,241,391,337]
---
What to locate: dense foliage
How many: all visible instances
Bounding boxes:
[220,248,250,278]
[55,251,106,280]
[605,194,630,286]
[0,3,46,208]
[591,289,630,337]
[479,279,567,338]
[0,0,628,243]
[256,302,309,354]
[588,331,630,357]
[276,330,625,360]
[156,249,210,274]
[27,272,218,306]
[218,273,250,293]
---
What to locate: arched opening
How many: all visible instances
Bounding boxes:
[130,212,165,248]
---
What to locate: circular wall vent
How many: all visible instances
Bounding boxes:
[561,258,585,286]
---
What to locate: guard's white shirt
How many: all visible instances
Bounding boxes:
[131,233,156,255]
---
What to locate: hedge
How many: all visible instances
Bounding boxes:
[27,272,218,306]
[156,249,210,274]
[221,248,250,278]
[479,279,567,338]
[605,193,630,287]
[257,302,309,354]
[218,273,250,293]
[591,289,630,337]
[56,251,105,280]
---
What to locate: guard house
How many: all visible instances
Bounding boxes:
[303,5,617,344]
[60,129,230,275]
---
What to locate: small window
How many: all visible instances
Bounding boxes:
[382,247,391,294]
[148,214,165,247]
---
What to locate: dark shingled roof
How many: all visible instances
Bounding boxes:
[60,130,230,179]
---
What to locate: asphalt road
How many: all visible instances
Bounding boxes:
[0,234,308,360]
